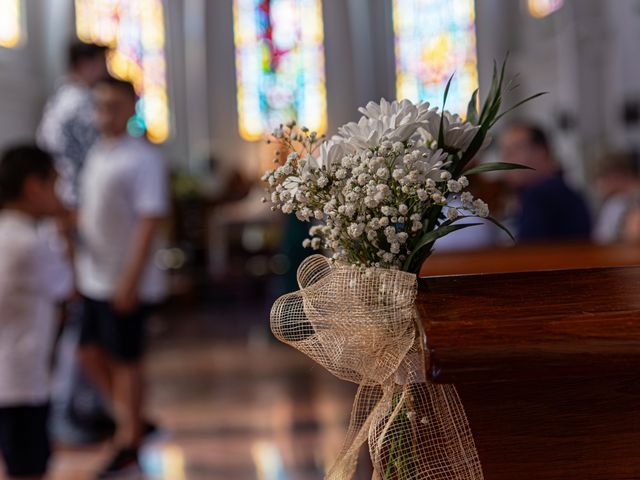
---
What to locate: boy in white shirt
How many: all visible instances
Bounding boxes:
[0,145,69,480]
[76,77,169,478]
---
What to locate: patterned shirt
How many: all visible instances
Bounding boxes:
[37,80,99,208]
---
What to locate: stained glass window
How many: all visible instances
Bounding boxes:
[233,0,327,141]
[527,0,563,18]
[0,0,22,49]
[75,0,169,143]
[393,0,478,116]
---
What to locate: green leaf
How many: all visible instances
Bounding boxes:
[484,216,516,243]
[480,54,510,126]
[466,88,479,125]
[437,73,455,148]
[479,60,499,124]
[490,91,549,128]
[403,222,483,271]
[463,162,534,176]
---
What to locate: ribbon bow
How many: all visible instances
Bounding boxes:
[271,255,483,479]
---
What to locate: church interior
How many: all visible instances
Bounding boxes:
[0,0,639,479]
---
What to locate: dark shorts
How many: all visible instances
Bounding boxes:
[0,404,50,478]
[79,297,151,363]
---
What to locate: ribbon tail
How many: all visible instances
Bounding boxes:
[368,381,484,480]
[326,384,394,480]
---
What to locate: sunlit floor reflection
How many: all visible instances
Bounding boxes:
[251,441,286,480]
[8,304,364,480]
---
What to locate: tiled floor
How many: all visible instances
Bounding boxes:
[30,301,367,480]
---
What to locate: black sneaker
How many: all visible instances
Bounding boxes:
[96,447,140,479]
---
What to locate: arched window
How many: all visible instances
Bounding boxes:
[75,0,170,143]
[393,0,478,116]
[0,0,23,49]
[233,0,327,141]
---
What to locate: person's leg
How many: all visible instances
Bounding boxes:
[94,305,149,478]
[111,360,145,447]
[0,405,50,480]
[77,297,114,401]
[77,343,113,399]
[52,298,115,444]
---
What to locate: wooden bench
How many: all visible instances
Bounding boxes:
[417,244,640,479]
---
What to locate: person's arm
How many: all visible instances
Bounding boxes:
[56,208,79,300]
[113,216,164,314]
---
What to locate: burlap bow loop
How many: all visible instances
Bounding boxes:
[271,255,483,480]
[271,255,417,385]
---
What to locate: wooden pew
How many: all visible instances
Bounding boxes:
[417,244,640,479]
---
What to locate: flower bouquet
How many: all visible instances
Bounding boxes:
[264,61,543,479]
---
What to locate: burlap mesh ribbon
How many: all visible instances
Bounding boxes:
[271,255,483,479]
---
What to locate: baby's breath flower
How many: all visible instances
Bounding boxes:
[335,168,347,180]
[461,191,474,207]
[348,223,365,238]
[473,199,490,218]
[376,167,389,180]
[447,179,463,193]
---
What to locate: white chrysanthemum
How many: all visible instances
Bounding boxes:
[337,98,439,149]
[317,139,353,170]
[415,148,449,181]
[420,111,487,152]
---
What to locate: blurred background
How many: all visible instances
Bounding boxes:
[1,0,640,479]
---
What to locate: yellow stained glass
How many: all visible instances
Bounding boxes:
[393,0,478,116]
[233,0,327,141]
[0,0,22,49]
[75,0,169,143]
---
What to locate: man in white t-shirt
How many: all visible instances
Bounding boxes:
[37,41,112,446]
[76,78,169,478]
[0,145,71,480]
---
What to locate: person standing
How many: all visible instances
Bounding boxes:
[0,145,71,480]
[37,41,113,444]
[76,77,169,478]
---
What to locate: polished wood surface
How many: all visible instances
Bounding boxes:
[457,377,640,480]
[417,265,640,479]
[420,243,640,277]
[417,266,640,384]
